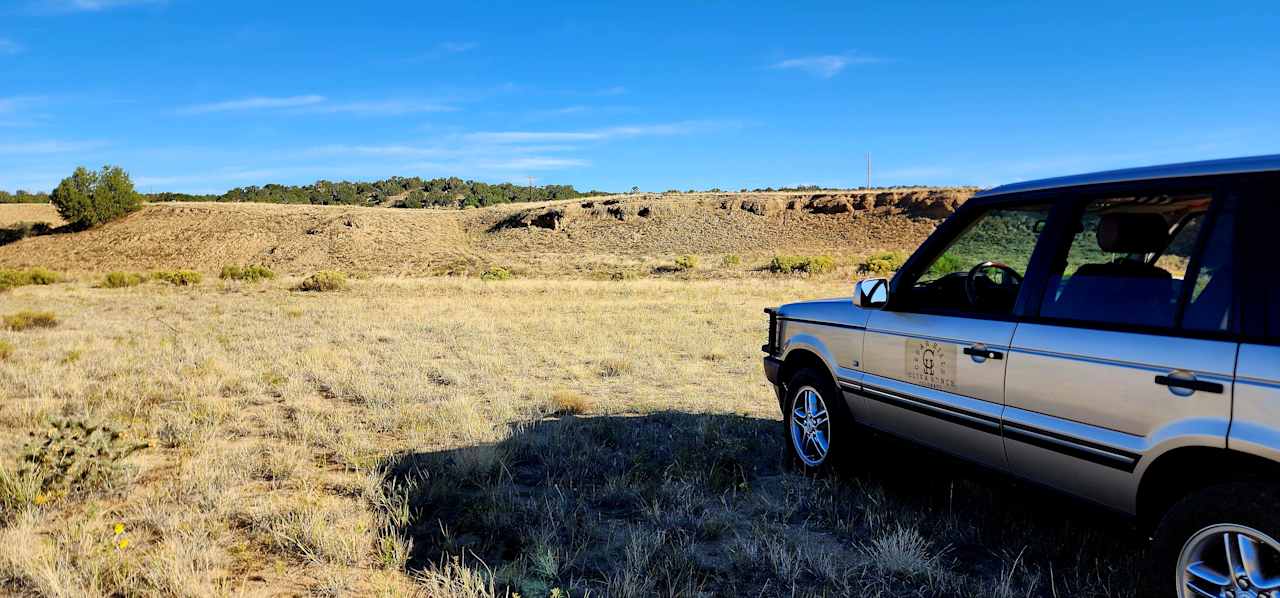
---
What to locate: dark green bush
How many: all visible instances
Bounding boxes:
[220,264,276,282]
[296,271,348,292]
[152,269,203,286]
[49,165,142,230]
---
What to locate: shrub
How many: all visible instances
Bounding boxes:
[926,252,967,277]
[152,269,203,286]
[17,417,146,495]
[220,264,276,282]
[722,254,741,267]
[480,266,513,281]
[296,271,348,292]
[0,267,63,291]
[101,271,146,288]
[673,255,698,271]
[0,340,12,360]
[4,311,58,331]
[49,165,142,230]
[860,250,908,275]
[550,390,591,415]
[769,255,835,275]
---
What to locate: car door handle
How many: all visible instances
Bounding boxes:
[963,346,1003,360]
[1154,375,1223,394]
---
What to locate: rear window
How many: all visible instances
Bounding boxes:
[1038,192,1234,332]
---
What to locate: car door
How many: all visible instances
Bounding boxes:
[859,201,1054,471]
[1230,183,1280,465]
[1003,188,1238,512]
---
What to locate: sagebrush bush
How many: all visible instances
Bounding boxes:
[152,269,203,286]
[3,311,58,331]
[722,254,742,267]
[673,255,698,271]
[18,417,146,496]
[480,266,513,281]
[860,250,908,275]
[769,255,835,275]
[101,271,146,288]
[0,267,62,291]
[296,271,348,292]
[220,264,276,282]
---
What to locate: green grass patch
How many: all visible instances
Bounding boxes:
[480,266,513,281]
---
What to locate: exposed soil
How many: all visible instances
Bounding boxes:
[0,188,974,276]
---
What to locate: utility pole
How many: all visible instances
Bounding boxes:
[865,153,872,190]
[527,176,534,201]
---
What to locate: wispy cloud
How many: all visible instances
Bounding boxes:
[772,53,880,78]
[177,95,326,115]
[0,139,108,154]
[594,86,627,96]
[27,0,164,13]
[466,121,719,144]
[177,96,454,116]
[0,38,23,55]
[301,100,455,116]
[438,41,477,54]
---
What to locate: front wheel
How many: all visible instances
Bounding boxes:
[782,368,853,473]
[1148,482,1280,598]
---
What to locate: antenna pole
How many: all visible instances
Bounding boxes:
[865,153,871,190]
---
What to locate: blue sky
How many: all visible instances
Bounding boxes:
[1,0,1278,194]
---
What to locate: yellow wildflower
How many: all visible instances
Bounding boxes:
[32,494,47,506]
[117,538,130,550]
[113,523,125,535]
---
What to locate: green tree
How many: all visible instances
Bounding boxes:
[49,166,142,229]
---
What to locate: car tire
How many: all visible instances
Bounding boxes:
[1146,481,1280,598]
[782,367,854,474]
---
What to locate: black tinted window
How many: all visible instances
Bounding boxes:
[1039,193,1231,331]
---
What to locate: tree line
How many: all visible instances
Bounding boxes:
[145,176,608,208]
[0,190,51,204]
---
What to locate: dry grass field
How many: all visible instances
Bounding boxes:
[0,272,1147,597]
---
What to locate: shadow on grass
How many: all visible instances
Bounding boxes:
[381,412,1145,597]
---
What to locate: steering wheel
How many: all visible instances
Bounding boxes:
[964,261,1022,307]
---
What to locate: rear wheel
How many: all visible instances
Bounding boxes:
[782,368,853,473]
[1148,482,1280,598]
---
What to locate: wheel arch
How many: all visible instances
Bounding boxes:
[776,346,840,410]
[1136,446,1280,532]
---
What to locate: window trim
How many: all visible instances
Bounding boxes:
[1237,182,1279,346]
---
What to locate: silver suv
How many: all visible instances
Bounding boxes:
[761,155,1280,597]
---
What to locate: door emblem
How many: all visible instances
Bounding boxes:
[905,339,956,389]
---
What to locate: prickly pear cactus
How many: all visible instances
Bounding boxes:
[18,417,147,494]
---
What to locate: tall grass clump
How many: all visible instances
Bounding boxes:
[0,339,12,360]
[220,264,276,282]
[152,269,203,286]
[769,255,835,275]
[296,271,348,292]
[101,271,146,288]
[3,311,58,331]
[859,250,908,275]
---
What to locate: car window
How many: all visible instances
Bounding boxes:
[1038,192,1231,331]
[899,204,1052,316]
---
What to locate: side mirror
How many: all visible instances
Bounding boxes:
[853,278,889,308]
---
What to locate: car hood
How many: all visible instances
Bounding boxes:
[775,296,872,328]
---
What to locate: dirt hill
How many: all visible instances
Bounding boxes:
[0,188,973,276]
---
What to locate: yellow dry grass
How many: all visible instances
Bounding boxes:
[0,273,1145,596]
